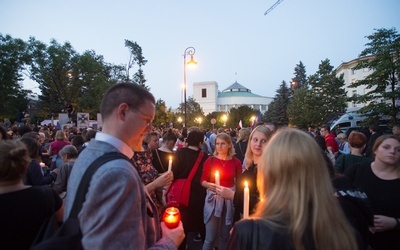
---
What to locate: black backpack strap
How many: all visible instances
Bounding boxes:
[69,152,130,218]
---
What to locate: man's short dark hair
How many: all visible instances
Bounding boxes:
[100,82,155,120]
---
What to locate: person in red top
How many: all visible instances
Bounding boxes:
[200,133,242,250]
[321,125,339,153]
[48,130,70,169]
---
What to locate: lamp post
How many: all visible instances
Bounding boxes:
[183,47,197,127]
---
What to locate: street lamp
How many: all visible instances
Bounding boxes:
[222,114,228,127]
[195,117,202,129]
[183,47,197,127]
[177,117,182,128]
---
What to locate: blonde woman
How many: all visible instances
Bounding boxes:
[216,125,273,222]
[200,133,242,250]
[228,128,358,250]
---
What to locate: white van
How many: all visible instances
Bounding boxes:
[329,112,366,133]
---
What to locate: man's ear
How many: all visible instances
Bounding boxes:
[118,103,129,120]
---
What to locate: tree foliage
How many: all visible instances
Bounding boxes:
[229,105,257,128]
[287,59,347,128]
[292,61,307,89]
[178,96,204,127]
[308,59,347,123]
[124,39,149,90]
[154,99,173,128]
[0,34,31,121]
[287,87,320,128]
[264,81,290,126]
[25,38,121,119]
[349,28,400,125]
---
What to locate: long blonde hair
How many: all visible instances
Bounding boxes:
[253,128,357,250]
[244,125,272,170]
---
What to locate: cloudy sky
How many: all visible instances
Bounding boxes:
[1,0,399,108]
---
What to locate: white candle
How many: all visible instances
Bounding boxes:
[168,156,172,172]
[243,181,249,219]
[215,171,220,186]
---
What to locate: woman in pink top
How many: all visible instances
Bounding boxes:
[48,130,70,169]
[200,133,241,250]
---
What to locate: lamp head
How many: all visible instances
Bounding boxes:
[187,55,197,66]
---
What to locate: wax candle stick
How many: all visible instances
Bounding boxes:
[215,171,220,186]
[243,181,249,219]
[168,156,172,172]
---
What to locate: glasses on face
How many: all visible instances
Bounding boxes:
[133,108,153,127]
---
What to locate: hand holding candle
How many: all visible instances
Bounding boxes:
[215,171,220,186]
[168,156,172,172]
[163,207,181,229]
[243,181,249,219]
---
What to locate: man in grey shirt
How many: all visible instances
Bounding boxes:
[65,82,184,249]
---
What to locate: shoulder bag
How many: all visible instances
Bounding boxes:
[31,152,130,250]
[167,151,204,207]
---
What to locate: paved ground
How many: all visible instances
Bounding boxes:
[185,232,203,250]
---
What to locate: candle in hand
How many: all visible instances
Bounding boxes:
[168,156,172,172]
[39,162,45,168]
[215,171,220,186]
[163,207,181,229]
[243,181,249,219]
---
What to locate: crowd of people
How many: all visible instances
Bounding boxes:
[0,82,399,250]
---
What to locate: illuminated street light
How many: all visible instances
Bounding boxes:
[195,117,202,128]
[222,114,228,127]
[183,47,197,127]
[177,117,183,128]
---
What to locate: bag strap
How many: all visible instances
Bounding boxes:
[69,152,130,218]
[186,151,204,182]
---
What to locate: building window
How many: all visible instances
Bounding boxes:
[202,88,207,98]
[351,68,356,75]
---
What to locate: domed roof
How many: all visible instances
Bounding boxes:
[222,81,251,93]
[219,81,262,98]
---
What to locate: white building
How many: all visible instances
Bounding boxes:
[335,55,375,112]
[193,81,273,115]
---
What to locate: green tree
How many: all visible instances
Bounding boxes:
[229,105,256,128]
[27,38,80,117]
[349,28,400,125]
[264,81,290,126]
[205,111,226,129]
[292,61,307,89]
[73,50,119,117]
[178,96,204,127]
[124,40,149,90]
[0,34,31,121]
[308,59,347,124]
[287,87,320,128]
[154,99,172,128]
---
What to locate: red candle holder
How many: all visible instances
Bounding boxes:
[163,207,181,229]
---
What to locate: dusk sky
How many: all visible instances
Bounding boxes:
[1,0,399,109]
